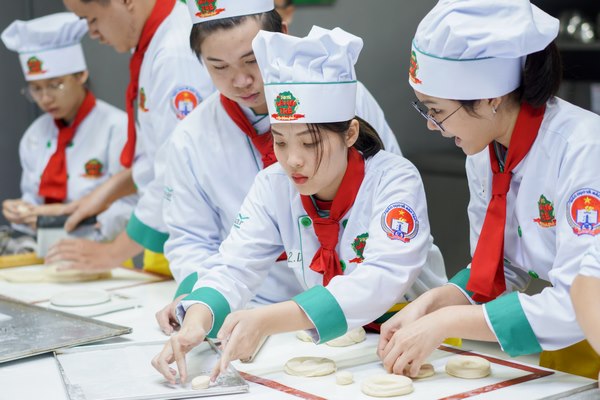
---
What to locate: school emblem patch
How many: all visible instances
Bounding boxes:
[82,159,104,178]
[194,0,226,18]
[409,50,422,85]
[381,202,419,242]
[566,188,600,236]
[26,56,46,76]
[171,87,201,120]
[533,194,556,228]
[139,88,149,112]
[272,91,305,121]
[349,232,369,264]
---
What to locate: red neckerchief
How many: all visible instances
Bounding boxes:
[39,91,97,203]
[301,147,365,285]
[467,102,546,302]
[120,0,176,167]
[220,94,277,168]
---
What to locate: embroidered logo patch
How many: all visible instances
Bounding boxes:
[533,194,556,228]
[82,159,104,178]
[409,50,422,85]
[195,0,225,18]
[139,88,149,112]
[233,213,249,229]
[381,202,419,242]
[567,188,600,236]
[349,232,369,264]
[171,86,201,120]
[26,56,46,75]
[272,91,305,121]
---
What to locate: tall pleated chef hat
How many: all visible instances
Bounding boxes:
[253,25,363,124]
[187,0,274,24]
[409,0,559,99]
[1,12,88,81]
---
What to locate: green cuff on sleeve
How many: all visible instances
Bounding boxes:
[183,287,231,338]
[485,292,542,356]
[174,272,198,299]
[293,286,347,343]
[449,268,475,297]
[126,212,168,253]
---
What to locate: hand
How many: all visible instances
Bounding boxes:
[211,309,268,381]
[156,295,186,335]
[45,238,119,272]
[152,303,213,384]
[378,298,429,360]
[2,199,34,225]
[63,194,105,232]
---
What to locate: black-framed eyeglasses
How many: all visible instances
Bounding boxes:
[411,101,463,132]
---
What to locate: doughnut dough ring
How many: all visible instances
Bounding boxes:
[326,327,366,347]
[284,357,336,377]
[445,355,491,379]
[361,374,414,397]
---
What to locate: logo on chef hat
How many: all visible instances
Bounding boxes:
[82,158,104,178]
[381,202,419,242]
[194,0,226,18]
[171,86,201,120]
[567,188,600,236]
[272,91,305,121]
[139,88,149,112]
[27,56,46,76]
[409,50,422,85]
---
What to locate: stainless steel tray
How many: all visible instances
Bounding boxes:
[0,296,131,363]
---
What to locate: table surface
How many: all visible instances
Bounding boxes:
[0,265,597,400]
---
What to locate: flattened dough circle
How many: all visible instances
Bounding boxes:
[284,357,336,377]
[326,327,366,347]
[191,375,211,390]
[361,374,413,397]
[445,355,491,379]
[414,363,435,379]
[50,289,111,307]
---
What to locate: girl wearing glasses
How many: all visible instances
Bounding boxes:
[378,0,600,379]
[1,13,134,240]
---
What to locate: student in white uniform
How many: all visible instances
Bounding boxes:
[152,26,447,384]
[377,0,600,379]
[46,0,215,275]
[1,12,133,241]
[155,0,402,332]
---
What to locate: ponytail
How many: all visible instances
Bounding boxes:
[519,41,562,108]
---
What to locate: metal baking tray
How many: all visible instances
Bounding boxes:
[0,296,131,363]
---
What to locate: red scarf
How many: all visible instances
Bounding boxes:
[120,0,176,168]
[301,148,365,286]
[38,91,96,203]
[220,94,277,168]
[467,103,546,302]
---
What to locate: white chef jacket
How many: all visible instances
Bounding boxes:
[125,1,215,252]
[19,98,135,240]
[579,239,600,279]
[449,98,600,357]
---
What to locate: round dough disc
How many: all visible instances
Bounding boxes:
[413,363,435,379]
[191,375,211,390]
[445,355,491,379]
[336,371,354,385]
[50,289,111,307]
[326,327,366,347]
[361,374,413,397]
[295,330,313,342]
[284,357,336,377]
[44,263,112,283]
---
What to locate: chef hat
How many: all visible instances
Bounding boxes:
[409,0,559,100]
[1,12,88,82]
[187,0,273,24]
[253,26,362,124]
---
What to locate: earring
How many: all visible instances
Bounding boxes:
[492,106,497,115]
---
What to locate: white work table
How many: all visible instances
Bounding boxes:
[0,266,597,400]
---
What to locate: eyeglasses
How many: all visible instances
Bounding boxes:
[21,81,66,102]
[411,101,463,132]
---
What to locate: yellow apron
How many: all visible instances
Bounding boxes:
[539,340,600,379]
[142,249,172,276]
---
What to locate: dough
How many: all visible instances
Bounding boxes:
[191,375,211,390]
[326,327,366,347]
[361,374,413,397]
[284,357,336,377]
[335,371,354,385]
[0,263,111,283]
[445,355,491,379]
[414,363,435,379]
[295,330,313,342]
[50,289,111,307]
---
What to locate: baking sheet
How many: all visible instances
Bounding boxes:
[54,340,249,400]
[0,296,131,363]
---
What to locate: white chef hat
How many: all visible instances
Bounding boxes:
[253,26,362,124]
[187,0,273,24]
[1,12,88,82]
[409,0,559,100]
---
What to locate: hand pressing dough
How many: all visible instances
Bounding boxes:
[295,330,313,342]
[285,357,336,377]
[361,374,413,397]
[413,363,435,379]
[326,327,366,347]
[50,289,111,307]
[191,375,211,390]
[445,355,491,379]
[0,263,111,283]
[335,371,354,385]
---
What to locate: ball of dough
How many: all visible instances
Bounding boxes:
[335,371,354,385]
[284,357,336,377]
[295,330,313,342]
[361,374,413,397]
[445,355,491,379]
[326,327,366,347]
[50,289,111,307]
[191,375,211,390]
[413,363,435,379]
[16,205,29,214]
